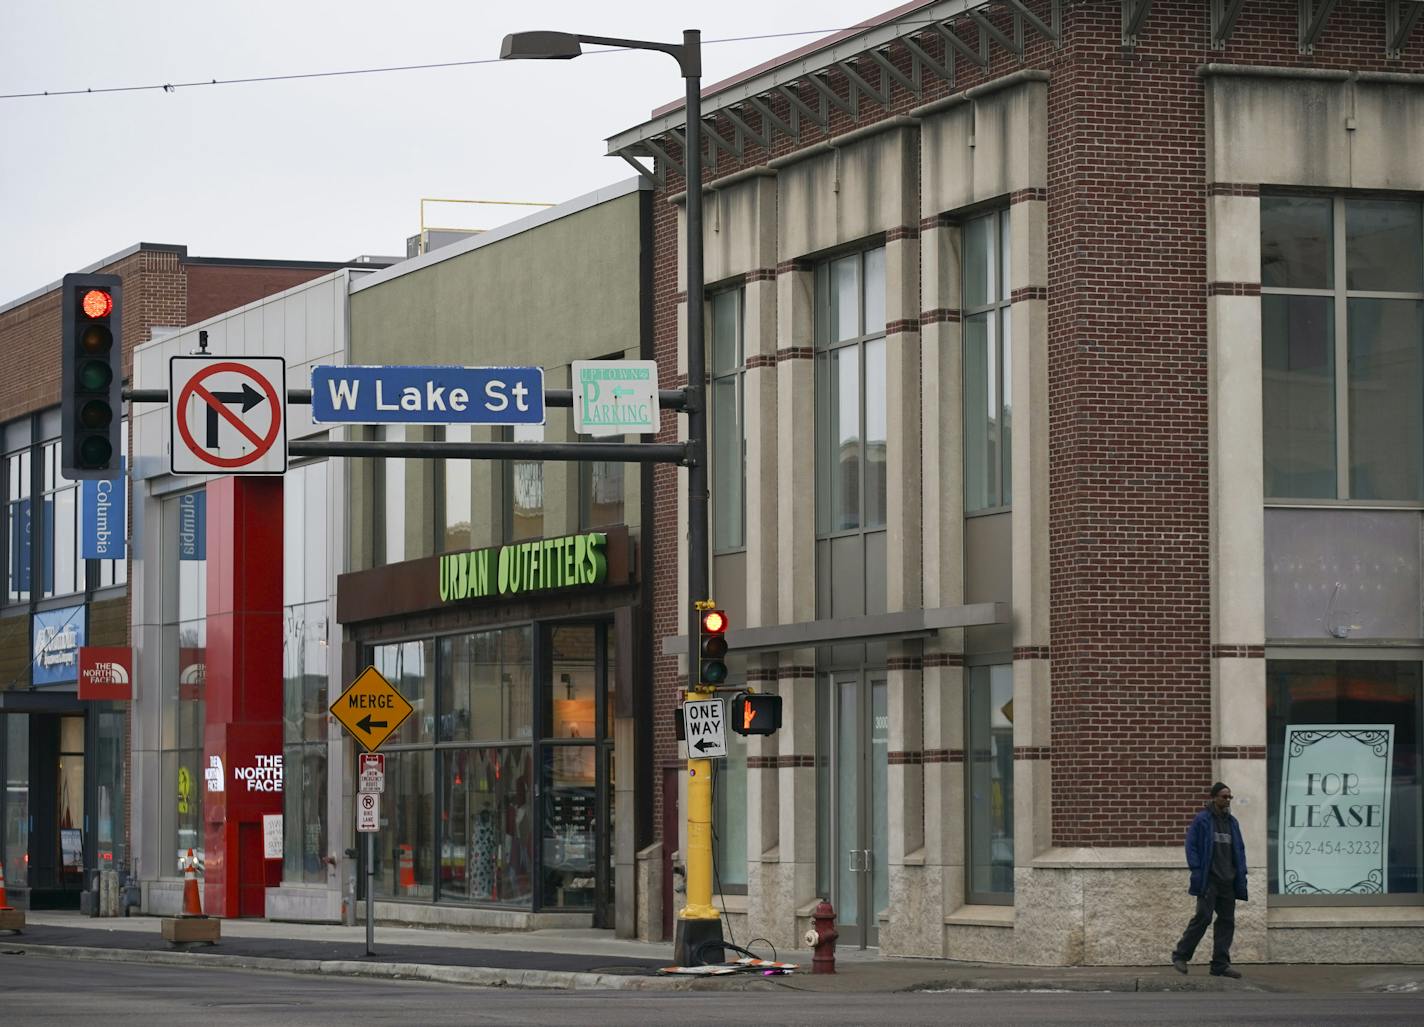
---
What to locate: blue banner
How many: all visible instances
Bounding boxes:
[81,458,126,560]
[32,603,86,686]
[310,365,545,425]
[179,491,205,561]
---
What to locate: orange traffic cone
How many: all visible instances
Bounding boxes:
[180,849,204,918]
[0,861,22,932]
[0,861,12,910]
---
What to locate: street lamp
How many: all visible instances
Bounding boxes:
[501,28,718,967]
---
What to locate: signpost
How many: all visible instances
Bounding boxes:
[571,360,659,436]
[310,365,545,425]
[170,357,287,475]
[683,698,727,759]
[330,668,412,955]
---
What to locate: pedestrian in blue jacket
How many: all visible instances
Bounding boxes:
[1170,781,1248,978]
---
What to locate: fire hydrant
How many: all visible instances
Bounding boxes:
[803,898,839,974]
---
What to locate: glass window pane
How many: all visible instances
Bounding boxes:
[282,743,326,884]
[964,312,995,511]
[541,745,597,906]
[1266,661,1421,896]
[5,714,30,886]
[1346,199,1423,294]
[380,425,405,564]
[374,748,435,900]
[441,747,533,905]
[1263,294,1336,498]
[283,465,305,606]
[1261,195,1334,289]
[1000,212,1013,302]
[819,347,861,533]
[444,424,472,552]
[1348,299,1424,501]
[509,424,544,542]
[715,733,748,889]
[1001,307,1013,507]
[546,625,597,740]
[831,255,860,342]
[964,215,994,309]
[864,338,887,530]
[711,289,742,374]
[712,375,745,551]
[376,639,434,745]
[6,450,32,602]
[968,664,1015,899]
[863,248,886,336]
[583,459,623,530]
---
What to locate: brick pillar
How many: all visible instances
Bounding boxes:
[202,476,284,917]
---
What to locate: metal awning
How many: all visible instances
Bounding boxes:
[662,601,1009,656]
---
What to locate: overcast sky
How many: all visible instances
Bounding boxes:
[0,1,892,304]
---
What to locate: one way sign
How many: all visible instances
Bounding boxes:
[683,698,727,759]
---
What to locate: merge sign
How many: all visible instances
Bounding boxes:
[683,698,727,759]
[571,360,658,437]
[329,666,414,752]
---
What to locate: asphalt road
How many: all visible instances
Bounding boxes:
[1,954,1420,1026]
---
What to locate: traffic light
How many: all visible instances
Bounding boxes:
[730,691,782,736]
[697,607,729,686]
[61,273,123,479]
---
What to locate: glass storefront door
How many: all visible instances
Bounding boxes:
[822,673,889,948]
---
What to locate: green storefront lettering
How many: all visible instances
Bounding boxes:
[439,531,607,603]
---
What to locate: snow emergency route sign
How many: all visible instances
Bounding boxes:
[170,356,287,475]
[683,698,727,759]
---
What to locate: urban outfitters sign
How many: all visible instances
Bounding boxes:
[1278,724,1393,894]
[439,531,608,602]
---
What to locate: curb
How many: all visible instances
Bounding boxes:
[905,975,1274,994]
[0,943,697,992]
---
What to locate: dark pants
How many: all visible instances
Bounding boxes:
[1172,880,1236,971]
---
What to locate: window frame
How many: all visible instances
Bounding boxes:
[964,659,1016,904]
[709,285,747,554]
[814,244,889,539]
[1262,191,1424,506]
[961,208,1013,515]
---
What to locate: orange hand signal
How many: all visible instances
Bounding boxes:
[744,700,756,731]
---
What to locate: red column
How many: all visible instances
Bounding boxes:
[202,476,284,917]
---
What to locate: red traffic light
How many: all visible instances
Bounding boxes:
[81,288,113,319]
[701,609,728,634]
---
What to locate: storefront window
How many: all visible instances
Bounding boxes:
[162,489,206,873]
[507,424,544,542]
[967,663,1015,901]
[442,424,473,553]
[282,601,327,884]
[541,745,597,907]
[3,715,28,886]
[375,747,435,900]
[441,747,533,904]
[39,440,82,598]
[94,703,126,873]
[1267,660,1422,898]
[374,639,435,746]
[438,626,532,743]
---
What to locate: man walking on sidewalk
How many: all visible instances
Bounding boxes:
[1171,781,1248,978]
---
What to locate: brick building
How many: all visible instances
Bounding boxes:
[0,243,385,909]
[611,0,1424,961]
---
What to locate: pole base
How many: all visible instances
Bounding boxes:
[672,916,725,966]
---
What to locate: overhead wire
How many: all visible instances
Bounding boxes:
[0,15,986,101]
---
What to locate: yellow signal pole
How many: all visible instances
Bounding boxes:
[675,600,723,964]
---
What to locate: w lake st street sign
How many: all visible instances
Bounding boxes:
[311,365,545,425]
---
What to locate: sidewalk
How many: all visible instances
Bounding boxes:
[4,911,1421,995]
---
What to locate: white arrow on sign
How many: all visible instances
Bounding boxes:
[683,698,728,759]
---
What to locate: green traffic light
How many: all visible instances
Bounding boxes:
[78,360,113,392]
[78,435,113,467]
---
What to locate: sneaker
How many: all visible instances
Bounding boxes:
[1171,957,1188,975]
[1210,966,1242,979]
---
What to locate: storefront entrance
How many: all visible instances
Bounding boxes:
[821,672,889,948]
[367,617,617,925]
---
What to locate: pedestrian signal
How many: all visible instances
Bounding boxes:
[729,691,782,736]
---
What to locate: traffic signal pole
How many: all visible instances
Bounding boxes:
[670,30,726,968]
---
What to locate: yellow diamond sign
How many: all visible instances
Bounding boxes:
[330,666,414,752]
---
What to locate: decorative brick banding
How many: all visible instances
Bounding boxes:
[1211,644,1265,659]
[1014,746,1052,761]
[1207,282,1261,296]
[1212,746,1267,760]
[920,308,961,325]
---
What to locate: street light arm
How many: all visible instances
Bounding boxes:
[500,29,699,78]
